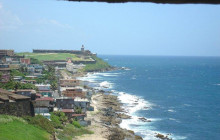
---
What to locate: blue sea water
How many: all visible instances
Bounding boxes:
[82,55,220,140]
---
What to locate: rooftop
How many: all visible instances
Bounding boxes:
[0,88,30,101]
[61,109,74,113]
[36,97,54,102]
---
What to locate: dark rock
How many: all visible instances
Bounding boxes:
[117,113,131,119]
[155,133,172,140]
[139,117,151,122]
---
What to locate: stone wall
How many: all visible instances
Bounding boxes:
[0,100,34,116]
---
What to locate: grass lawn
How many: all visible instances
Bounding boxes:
[83,56,111,72]
[0,115,50,140]
[16,52,82,61]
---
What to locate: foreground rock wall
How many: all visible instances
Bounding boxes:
[0,101,34,116]
[66,0,220,4]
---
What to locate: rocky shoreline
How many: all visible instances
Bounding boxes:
[77,70,172,140]
[81,92,143,140]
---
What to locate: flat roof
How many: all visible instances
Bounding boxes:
[0,88,30,101]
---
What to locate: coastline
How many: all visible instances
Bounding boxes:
[76,69,173,140]
[77,93,143,140]
[75,70,143,140]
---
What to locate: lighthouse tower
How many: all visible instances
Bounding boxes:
[81,45,85,52]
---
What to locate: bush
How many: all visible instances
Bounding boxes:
[74,107,82,114]
[23,115,54,134]
[50,111,67,129]
[72,121,81,128]
[83,56,111,72]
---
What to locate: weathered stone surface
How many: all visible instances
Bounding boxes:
[66,0,220,4]
[0,101,34,116]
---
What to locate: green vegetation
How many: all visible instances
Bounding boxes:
[74,106,82,114]
[83,56,111,72]
[11,69,25,77]
[0,81,37,90]
[0,115,50,140]
[30,58,43,65]
[50,111,68,129]
[57,124,93,140]
[23,115,54,134]
[17,52,81,61]
[72,120,81,128]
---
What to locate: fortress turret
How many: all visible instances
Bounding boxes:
[81,45,85,52]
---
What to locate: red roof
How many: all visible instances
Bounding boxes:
[72,114,85,117]
[36,97,54,101]
[61,109,74,113]
[36,93,42,97]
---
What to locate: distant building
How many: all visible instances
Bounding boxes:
[12,89,36,100]
[33,97,54,119]
[61,109,75,119]
[56,97,75,109]
[0,50,14,58]
[20,58,31,65]
[62,88,86,98]
[33,46,92,56]
[27,64,43,76]
[35,84,51,91]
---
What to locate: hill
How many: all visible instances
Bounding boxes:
[0,115,51,140]
[16,52,84,61]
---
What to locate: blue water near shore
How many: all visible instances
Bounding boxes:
[82,55,220,140]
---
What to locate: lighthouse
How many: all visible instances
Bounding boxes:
[81,45,85,52]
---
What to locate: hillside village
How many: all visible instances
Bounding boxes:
[0,47,146,140]
[0,46,113,138]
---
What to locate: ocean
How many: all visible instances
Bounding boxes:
[80,55,220,140]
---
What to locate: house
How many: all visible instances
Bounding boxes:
[13,76,23,81]
[0,88,34,116]
[62,88,86,98]
[25,75,38,79]
[66,61,85,73]
[12,89,36,100]
[38,90,53,97]
[0,73,10,83]
[34,107,51,119]
[73,97,90,113]
[33,97,54,118]
[56,97,75,109]
[22,80,36,84]
[35,84,51,91]
[34,97,54,107]
[72,113,86,121]
[0,50,14,59]
[42,60,66,68]
[20,58,30,65]
[61,109,75,119]
[27,64,43,76]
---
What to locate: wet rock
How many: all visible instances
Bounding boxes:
[117,113,131,119]
[135,135,143,140]
[155,133,172,140]
[138,117,151,122]
[144,107,149,109]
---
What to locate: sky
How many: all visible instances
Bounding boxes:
[0,0,220,56]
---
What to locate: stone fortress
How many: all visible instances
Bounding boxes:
[33,45,93,56]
